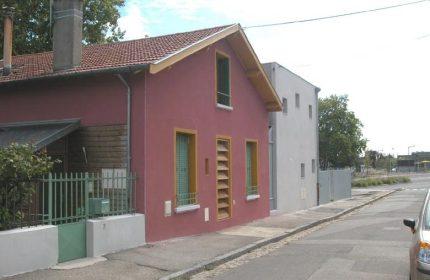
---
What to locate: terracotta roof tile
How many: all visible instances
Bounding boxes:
[0,25,232,84]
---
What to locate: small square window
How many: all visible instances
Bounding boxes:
[309,105,313,119]
[301,163,305,178]
[282,98,288,114]
[312,159,316,173]
[295,93,300,108]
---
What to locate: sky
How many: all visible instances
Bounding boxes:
[118,0,430,156]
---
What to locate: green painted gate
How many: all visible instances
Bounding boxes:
[39,172,136,263]
[58,221,86,262]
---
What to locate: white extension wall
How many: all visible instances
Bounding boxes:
[0,225,58,277]
[86,214,145,257]
[263,62,319,213]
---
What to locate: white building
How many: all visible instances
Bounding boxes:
[263,62,320,212]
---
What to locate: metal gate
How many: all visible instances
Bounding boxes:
[38,172,136,263]
[318,169,352,204]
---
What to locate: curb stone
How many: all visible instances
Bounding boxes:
[160,190,397,280]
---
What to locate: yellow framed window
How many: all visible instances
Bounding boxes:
[175,129,197,206]
[246,140,258,196]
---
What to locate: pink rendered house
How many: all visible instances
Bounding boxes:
[0,23,282,242]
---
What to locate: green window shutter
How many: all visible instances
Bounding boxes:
[217,56,230,106]
[246,142,252,191]
[176,134,190,202]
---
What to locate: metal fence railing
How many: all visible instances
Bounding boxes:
[246,185,258,196]
[176,192,197,207]
[1,172,137,230]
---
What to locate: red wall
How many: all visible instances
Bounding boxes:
[0,75,127,126]
[0,38,271,243]
[144,40,270,242]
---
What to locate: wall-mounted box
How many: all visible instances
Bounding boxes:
[89,198,110,215]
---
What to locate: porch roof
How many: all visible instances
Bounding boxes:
[0,119,80,151]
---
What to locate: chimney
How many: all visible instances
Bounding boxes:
[2,6,14,76]
[52,0,83,71]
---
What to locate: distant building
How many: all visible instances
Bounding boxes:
[397,152,430,172]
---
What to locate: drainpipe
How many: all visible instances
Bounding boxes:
[315,87,321,205]
[116,74,131,174]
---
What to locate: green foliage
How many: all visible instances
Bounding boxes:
[319,95,367,169]
[0,0,125,55]
[0,144,55,230]
[352,176,411,188]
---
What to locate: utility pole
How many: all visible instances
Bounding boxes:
[408,145,415,173]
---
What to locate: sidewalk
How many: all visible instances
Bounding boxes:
[4,189,394,280]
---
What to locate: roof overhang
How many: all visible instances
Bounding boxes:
[0,119,80,151]
[149,24,282,112]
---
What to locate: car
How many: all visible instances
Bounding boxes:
[404,190,430,280]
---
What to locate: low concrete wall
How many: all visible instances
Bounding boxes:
[0,225,58,277]
[86,214,145,257]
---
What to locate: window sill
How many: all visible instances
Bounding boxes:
[175,204,200,214]
[246,194,260,201]
[216,103,233,111]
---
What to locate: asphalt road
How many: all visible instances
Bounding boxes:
[194,176,430,280]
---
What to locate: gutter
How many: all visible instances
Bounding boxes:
[0,64,149,88]
[116,74,132,175]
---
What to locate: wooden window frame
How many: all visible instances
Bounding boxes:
[245,139,259,198]
[174,128,198,208]
[215,50,232,109]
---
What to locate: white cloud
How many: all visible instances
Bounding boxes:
[118,1,149,40]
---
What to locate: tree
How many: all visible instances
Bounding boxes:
[0,144,55,230]
[0,0,125,55]
[319,95,367,169]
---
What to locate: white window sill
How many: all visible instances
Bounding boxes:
[175,204,200,214]
[216,103,233,111]
[246,194,260,201]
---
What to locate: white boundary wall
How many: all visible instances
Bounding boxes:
[86,214,145,257]
[0,225,58,277]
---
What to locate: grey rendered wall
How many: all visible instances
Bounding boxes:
[0,226,58,277]
[319,169,352,204]
[263,62,319,213]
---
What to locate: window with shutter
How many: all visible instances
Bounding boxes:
[175,130,197,206]
[246,141,258,196]
[216,137,232,220]
[216,52,231,107]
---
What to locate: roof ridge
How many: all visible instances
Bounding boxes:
[6,24,236,59]
[84,24,236,49]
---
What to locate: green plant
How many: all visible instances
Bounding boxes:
[0,143,55,230]
[352,176,411,188]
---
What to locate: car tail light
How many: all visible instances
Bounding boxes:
[419,241,430,263]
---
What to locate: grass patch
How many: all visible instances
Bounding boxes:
[352,176,411,188]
